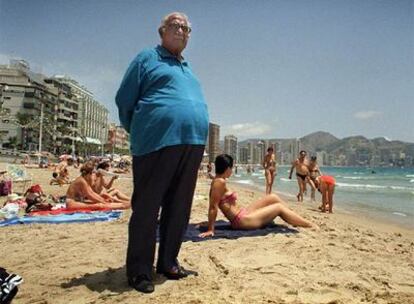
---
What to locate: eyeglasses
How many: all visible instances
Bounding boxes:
[167,23,192,34]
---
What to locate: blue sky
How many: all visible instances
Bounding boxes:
[1,0,413,142]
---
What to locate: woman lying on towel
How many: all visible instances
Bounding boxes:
[65,162,130,210]
[199,154,314,238]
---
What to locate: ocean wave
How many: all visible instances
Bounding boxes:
[280,178,293,182]
[406,174,414,178]
[336,182,414,192]
[392,212,407,217]
[342,176,365,180]
[234,179,254,185]
[258,176,265,180]
[410,179,414,183]
[336,183,385,189]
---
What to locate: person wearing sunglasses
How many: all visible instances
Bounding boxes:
[116,12,209,293]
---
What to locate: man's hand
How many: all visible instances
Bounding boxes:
[198,230,214,238]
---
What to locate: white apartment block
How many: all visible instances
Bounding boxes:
[224,134,238,162]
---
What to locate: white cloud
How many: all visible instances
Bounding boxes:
[0,53,13,64]
[221,121,273,138]
[353,111,382,120]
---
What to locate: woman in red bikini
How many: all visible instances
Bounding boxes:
[315,175,336,213]
[199,154,314,238]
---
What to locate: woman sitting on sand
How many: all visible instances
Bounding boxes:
[65,162,130,210]
[199,154,314,238]
[315,175,335,213]
[93,161,130,204]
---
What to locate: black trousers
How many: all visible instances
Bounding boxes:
[126,144,205,279]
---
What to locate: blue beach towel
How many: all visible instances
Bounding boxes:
[177,220,298,242]
[0,211,122,227]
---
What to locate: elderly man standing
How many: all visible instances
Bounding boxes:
[115,12,209,293]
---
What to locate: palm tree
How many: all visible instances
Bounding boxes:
[15,112,35,150]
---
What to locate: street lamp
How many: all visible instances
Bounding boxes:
[112,125,118,156]
[101,125,106,157]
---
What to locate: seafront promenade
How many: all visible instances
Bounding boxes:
[0,165,413,303]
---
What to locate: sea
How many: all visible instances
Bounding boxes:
[230,166,414,229]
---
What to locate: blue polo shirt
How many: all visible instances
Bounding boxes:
[116,45,209,156]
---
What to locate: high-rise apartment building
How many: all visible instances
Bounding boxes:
[44,77,80,153]
[254,141,265,164]
[207,122,220,163]
[224,135,237,162]
[0,60,110,154]
[52,75,109,148]
[238,146,249,164]
[290,138,301,163]
[0,60,61,151]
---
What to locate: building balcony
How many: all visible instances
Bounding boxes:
[57,113,76,121]
[58,94,78,105]
[59,104,78,113]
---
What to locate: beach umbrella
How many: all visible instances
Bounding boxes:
[59,154,69,160]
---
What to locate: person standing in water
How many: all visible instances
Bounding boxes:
[263,147,277,194]
[289,150,309,202]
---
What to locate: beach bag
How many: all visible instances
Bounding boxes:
[0,181,11,196]
[0,267,23,304]
[27,184,43,194]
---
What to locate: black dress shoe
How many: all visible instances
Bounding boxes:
[157,266,198,280]
[128,275,154,293]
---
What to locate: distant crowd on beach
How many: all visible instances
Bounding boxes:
[0,155,132,219]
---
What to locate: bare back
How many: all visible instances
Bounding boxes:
[210,178,241,221]
[66,176,89,202]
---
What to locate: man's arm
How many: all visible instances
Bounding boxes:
[115,58,143,133]
[199,180,225,238]
[317,166,323,176]
[80,180,108,204]
[104,176,117,190]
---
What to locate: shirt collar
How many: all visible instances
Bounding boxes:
[156,45,187,63]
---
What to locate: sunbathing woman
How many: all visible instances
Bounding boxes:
[66,162,130,210]
[199,154,314,238]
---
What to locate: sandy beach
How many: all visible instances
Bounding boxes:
[1,165,413,304]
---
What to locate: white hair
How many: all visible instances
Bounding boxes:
[158,12,191,37]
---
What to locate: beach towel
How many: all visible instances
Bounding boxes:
[28,207,113,216]
[177,220,298,242]
[0,210,122,227]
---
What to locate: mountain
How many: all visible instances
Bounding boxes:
[299,131,339,152]
[232,131,414,166]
